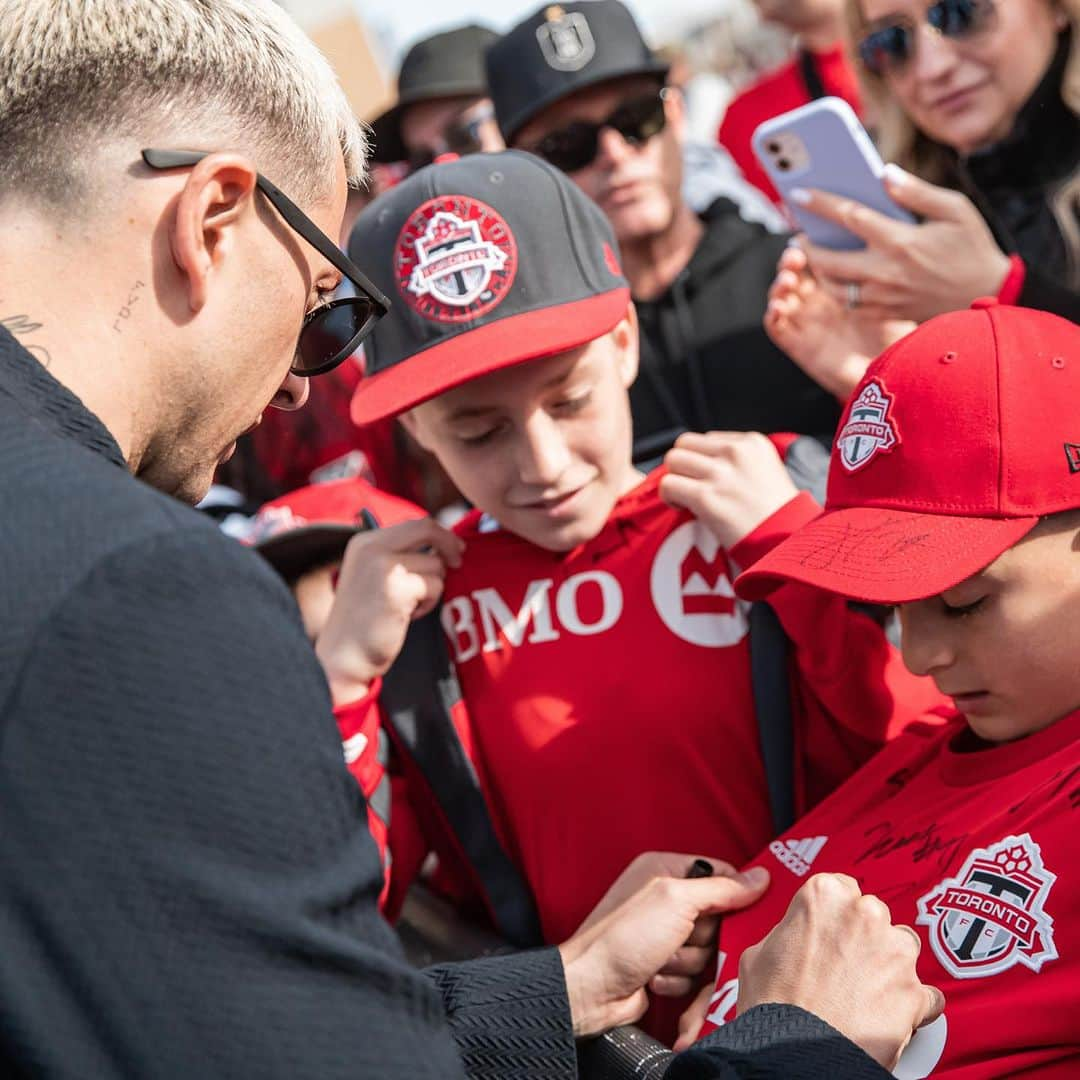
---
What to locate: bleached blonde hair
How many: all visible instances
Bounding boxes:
[845,0,1080,183]
[0,0,368,212]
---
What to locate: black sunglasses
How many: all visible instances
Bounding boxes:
[858,0,997,77]
[406,103,496,174]
[527,89,668,174]
[141,148,390,377]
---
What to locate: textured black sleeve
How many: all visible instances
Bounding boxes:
[2,525,477,1078]
[665,1005,894,1080]
[1017,265,1080,322]
[425,948,577,1079]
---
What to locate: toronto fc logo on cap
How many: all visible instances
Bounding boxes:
[837,380,900,473]
[916,833,1058,980]
[536,5,596,71]
[649,521,749,648]
[396,196,518,324]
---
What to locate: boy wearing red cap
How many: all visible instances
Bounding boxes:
[320,151,942,968]
[683,301,1080,1076]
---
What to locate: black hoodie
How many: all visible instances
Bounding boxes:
[631,198,840,462]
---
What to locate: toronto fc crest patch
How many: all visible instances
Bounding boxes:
[395,196,518,323]
[916,833,1058,980]
[837,380,900,473]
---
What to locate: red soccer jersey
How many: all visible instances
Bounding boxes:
[436,468,943,943]
[698,708,1080,1077]
[718,44,862,205]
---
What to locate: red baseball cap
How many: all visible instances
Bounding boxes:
[248,478,424,581]
[346,150,630,427]
[736,300,1080,605]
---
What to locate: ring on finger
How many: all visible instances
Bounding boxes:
[845,281,862,311]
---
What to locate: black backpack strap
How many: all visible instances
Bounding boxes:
[748,434,831,835]
[797,48,827,102]
[380,607,544,948]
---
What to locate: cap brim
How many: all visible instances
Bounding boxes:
[504,61,669,142]
[735,506,1041,605]
[254,524,359,581]
[351,285,630,426]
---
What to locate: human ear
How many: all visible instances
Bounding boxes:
[662,84,687,141]
[169,153,258,314]
[614,302,640,389]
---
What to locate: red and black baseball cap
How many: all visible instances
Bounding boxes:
[736,300,1080,605]
[347,149,630,426]
[248,478,424,582]
[486,0,668,144]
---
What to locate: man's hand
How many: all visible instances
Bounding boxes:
[314,519,464,705]
[794,164,1012,323]
[660,431,799,549]
[558,866,770,1038]
[737,873,944,1069]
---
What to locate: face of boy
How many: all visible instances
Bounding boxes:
[898,512,1080,742]
[401,314,642,552]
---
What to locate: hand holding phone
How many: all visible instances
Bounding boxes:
[752,97,914,250]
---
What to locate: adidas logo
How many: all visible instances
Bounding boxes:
[769,836,828,877]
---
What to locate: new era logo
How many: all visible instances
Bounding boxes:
[1065,444,1080,474]
[769,836,828,877]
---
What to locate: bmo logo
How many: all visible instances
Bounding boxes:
[442,571,623,663]
[650,521,749,648]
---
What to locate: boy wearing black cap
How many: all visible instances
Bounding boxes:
[485,0,840,462]
[327,150,941,1023]
[678,302,1080,1076]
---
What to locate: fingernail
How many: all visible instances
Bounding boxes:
[743,866,769,886]
[790,188,811,206]
[882,163,905,186]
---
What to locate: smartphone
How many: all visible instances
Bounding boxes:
[752,96,914,250]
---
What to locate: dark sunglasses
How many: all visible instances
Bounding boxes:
[858,0,997,77]
[141,148,390,377]
[406,103,496,174]
[527,89,668,174]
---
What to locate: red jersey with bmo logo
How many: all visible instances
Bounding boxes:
[698,708,1080,1077]
[433,467,944,943]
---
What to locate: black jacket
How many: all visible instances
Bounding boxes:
[0,325,888,1078]
[950,30,1080,322]
[631,201,840,461]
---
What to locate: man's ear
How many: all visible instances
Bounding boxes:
[614,301,640,389]
[662,84,687,141]
[169,153,259,314]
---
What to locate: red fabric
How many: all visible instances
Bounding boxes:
[255,475,425,530]
[738,303,1080,604]
[698,707,1080,1076]
[718,43,863,205]
[997,254,1028,305]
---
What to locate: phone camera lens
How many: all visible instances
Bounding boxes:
[767,141,781,155]
[777,158,792,172]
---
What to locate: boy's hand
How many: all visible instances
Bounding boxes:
[660,432,799,549]
[559,867,770,1038]
[315,519,464,705]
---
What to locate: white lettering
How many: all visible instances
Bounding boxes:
[556,571,622,636]
[442,595,480,663]
[473,580,560,652]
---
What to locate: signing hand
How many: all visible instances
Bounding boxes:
[795,164,1011,323]
[559,866,770,1038]
[766,245,915,400]
[660,431,799,549]
[737,873,944,1069]
[315,518,464,704]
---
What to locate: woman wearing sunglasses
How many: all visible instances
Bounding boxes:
[764,0,1079,400]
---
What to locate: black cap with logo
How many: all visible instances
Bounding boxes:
[486,1,668,144]
[347,150,630,426]
[371,24,499,164]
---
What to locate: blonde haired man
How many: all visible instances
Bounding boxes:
[0,3,813,1077]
